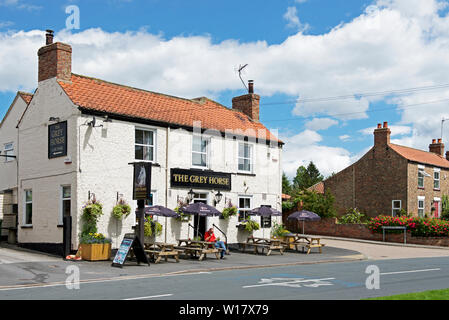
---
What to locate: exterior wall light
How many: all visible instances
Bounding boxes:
[187,189,195,203]
[214,191,223,204]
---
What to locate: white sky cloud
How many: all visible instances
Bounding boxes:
[283,6,310,32]
[2,0,449,177]
[305,117,338,131]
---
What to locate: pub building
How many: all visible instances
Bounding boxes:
[0,32,283,254]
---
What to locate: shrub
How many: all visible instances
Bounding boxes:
[271,222,290,237]
[222,206,238,219]
[292,190,336,218]
[80,232,111,244]
[367,215,449,237]
[338,208,366,224]
[240,220,260,233]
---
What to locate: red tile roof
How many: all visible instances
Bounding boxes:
[390,144,449,168]
[18,91,33,105]
[308,181,324,194]
[58,74,281,143]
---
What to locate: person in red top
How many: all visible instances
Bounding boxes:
[205,227,226,259]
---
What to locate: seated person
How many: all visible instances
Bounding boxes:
[204,227,226,259]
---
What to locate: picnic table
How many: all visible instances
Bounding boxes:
[239,237,285,256]
[280,233,325,254]
[143,242,180,264]
[175,239,221,261]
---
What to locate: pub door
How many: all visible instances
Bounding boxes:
[193,194,207,240]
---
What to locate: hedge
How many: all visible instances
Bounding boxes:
[367,216,449,237]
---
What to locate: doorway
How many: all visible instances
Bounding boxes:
[193,193,208,240]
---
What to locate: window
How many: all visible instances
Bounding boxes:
[238,143,253,172]
[434,169,440,190]
[418,197,425,218]
[392,200,401,217]
[60,186,71,224]
[418,168,425,188]
[24,190,32,226]
[238,196,252,222]
[4,143,14,162]
[192,136,208,167]
[135,129,155,162]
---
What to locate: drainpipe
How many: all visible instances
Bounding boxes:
[165,127,170,243]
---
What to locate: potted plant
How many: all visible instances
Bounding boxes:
[144,217,163,244]
[271,222,291,248]
[79,232,112,261]
[238,219,260,233]
[112,199,131,220]
[79,196,111,261]
[221,200,238,220]
[175,199,191,222]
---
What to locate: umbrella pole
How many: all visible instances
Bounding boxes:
[303,220,305,235]
[164,216,167,243]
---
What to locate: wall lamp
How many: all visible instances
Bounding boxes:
[49,117,60,123]
[187,189,195,203]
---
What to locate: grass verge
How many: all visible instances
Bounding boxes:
[366,288,449,300]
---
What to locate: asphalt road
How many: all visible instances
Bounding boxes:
[1,256,449,300]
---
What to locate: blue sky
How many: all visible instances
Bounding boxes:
[2,0,449,178]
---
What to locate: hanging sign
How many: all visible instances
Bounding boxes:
[48,121,68,159]
[132,162,152,200]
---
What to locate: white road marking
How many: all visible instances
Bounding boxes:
[123,294,173,300]
[380,268,441,276]
[243,277,336,289]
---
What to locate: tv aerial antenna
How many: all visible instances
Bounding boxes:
[237,64,249,91]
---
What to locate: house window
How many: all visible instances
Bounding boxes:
[238,196,252,222]
[392,200,401,217]
[418,168,425,188]
[192,136,208,167]
[135,129,155,162]
[24,190,32,226]
[418,197,425,218]
[4,143,14,162]
[434,169,440,190]
[60,186,71,224]
[238,143,253,172]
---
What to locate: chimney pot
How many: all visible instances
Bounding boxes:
[45,30,54,45]
[377,123,382,129]
[430,139,445,157]
[438,138,442,143]
[248,80,254,94]
[432,139,437,144]
[383,121,388,128]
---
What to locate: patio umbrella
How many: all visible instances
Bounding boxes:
[287,210,321,235]
[248,206,282,238]
[181,202,222,239]
[249,206,282,217]
[141,205,180,243]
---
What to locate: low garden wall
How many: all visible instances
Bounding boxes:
[284,217,449,247]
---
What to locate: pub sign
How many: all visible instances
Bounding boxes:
[170,168,231,191]
[133,162,152,200]
[48,121,68,159]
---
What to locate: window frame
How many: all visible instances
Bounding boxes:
[418,167,425,188]
[418,196,425,218]
[392,200,402,217]
[191,135,210,169]
[238,196,252,222]
[4,142,14,162]
[237,142,254,173]
[434,168,441,190]
[23,189,33,226]
[59,185,71,225]
[134,127,156,163]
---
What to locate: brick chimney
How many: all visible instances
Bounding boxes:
[374,121,391,146]
[38,30,72,83]
[446,151,449,161]
[429,138,444,157]
[232,80,260,121]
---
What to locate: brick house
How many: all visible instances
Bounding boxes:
[324,122,449,218]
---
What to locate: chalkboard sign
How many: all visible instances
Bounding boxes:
[48,121,68,159]
[112,233,149,268]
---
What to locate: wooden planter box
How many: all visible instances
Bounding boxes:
[80,243,111,261]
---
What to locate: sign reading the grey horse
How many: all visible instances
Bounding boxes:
[170,168,231,191]
[48,121,67,159]
[132,162,152,200]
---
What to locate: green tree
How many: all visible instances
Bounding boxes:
[282,172,292,195]
[293,189,336,218]
[292,161,324,191]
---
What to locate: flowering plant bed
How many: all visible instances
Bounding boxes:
[367,216,449,237]
[79,233,112,261]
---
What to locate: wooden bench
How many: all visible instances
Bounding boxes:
[144,249,180,264]
[239,238,285,256]
[175,240,221,261]
[281,235,325,254]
